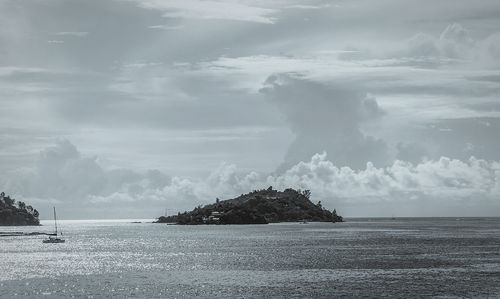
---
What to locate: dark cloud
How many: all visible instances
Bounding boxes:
[3,139,172,218]
[261,74,388,170]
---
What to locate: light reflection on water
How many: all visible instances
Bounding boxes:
[1,218,499,298]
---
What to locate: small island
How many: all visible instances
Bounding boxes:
[0,192,40,226]
[156,187,343,225]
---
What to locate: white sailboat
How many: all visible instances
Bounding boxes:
[43,207,65,243]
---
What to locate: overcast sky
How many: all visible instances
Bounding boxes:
[1,0,500,219]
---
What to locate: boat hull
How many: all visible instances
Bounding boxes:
[43,238,65,243]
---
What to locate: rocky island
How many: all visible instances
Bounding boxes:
[156,187,343,225]
[0,192,40,226]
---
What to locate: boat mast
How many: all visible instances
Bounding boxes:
[53,206,58,236]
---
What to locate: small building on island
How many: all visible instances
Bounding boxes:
[203,211,223,224]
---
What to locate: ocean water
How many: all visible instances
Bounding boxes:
[1,218,499,298]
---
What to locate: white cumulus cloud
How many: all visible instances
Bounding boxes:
[3,140,500,218]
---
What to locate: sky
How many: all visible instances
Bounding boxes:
[1,0,500,219]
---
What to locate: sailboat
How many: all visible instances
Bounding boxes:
[43,207,65,243]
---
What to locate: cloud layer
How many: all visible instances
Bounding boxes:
[2,1,500,218]
[3,140,499,218]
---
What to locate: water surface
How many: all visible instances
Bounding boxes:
[1,218,499,298]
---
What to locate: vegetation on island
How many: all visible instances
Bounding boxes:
[156,187,343,225]
[0,192,40,226]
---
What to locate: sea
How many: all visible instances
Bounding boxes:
[0,218,499,298]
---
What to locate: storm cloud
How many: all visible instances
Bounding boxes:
[261,74,388,170]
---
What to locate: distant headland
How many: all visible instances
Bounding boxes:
[156,187,343,225]
[0,192,40,226]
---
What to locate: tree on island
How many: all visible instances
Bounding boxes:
[332,209,343,222]
[0,192,40,226]
[1,192,15,206]
[18,201,26,210]
[156,187,344,225]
